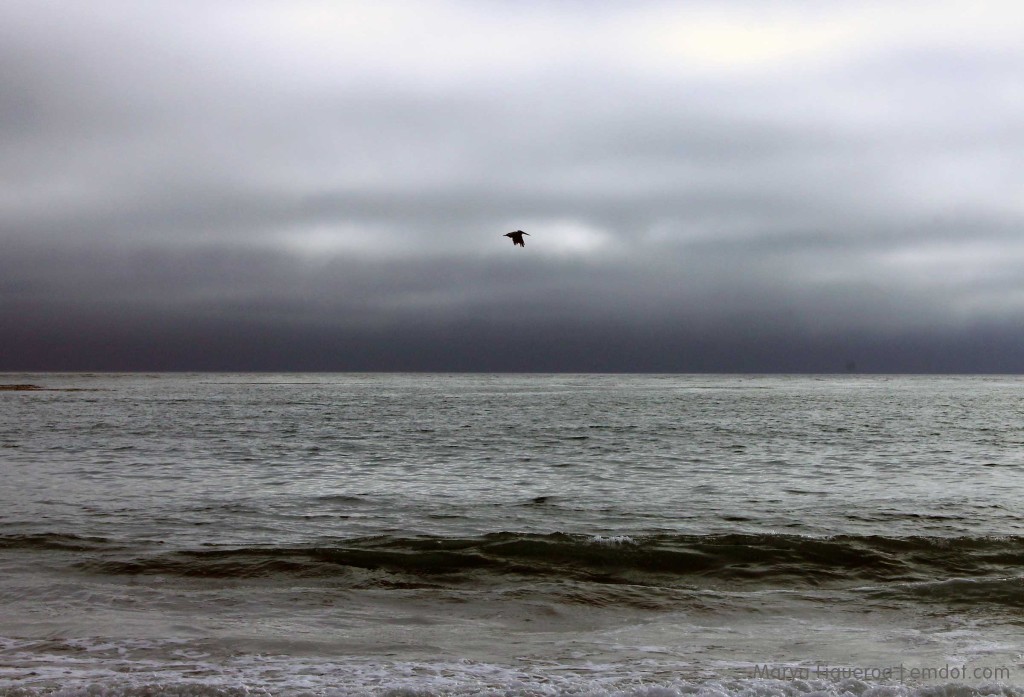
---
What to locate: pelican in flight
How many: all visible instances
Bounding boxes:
[504,230,529,247]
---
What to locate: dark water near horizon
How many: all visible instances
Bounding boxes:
[1,373,1023,696]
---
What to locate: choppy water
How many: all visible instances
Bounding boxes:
[1,373,1023,696]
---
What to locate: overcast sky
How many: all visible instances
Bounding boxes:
[2,0,1023,372]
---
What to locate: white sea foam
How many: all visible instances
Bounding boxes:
[1,673,1023,697]
[2,643,1022,697]
[589,535,636,545]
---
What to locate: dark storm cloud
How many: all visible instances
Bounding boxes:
[2,1,1023,371]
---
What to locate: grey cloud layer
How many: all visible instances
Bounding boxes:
[2,1,1023,371]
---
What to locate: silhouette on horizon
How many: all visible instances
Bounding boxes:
[504,230,529,247]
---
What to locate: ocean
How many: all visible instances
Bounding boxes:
[1,373,1022,696]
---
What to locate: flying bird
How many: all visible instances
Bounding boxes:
[504,230,529,247]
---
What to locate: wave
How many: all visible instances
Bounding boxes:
[53,532,1023,596]
[866,576,1024,606]
[0,532,116,552]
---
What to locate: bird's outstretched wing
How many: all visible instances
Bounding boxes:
[503,230,530,247]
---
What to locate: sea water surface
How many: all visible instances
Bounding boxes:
[1,373,1023,696]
